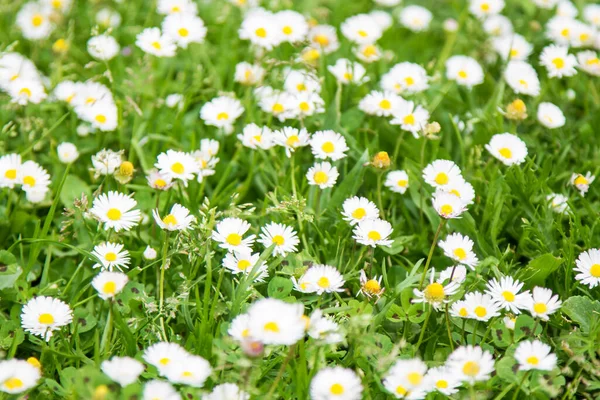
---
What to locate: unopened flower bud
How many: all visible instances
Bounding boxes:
[241,339,264,358]
[371,151,391,169]
[506,99,527,120]
[93,385,109,400]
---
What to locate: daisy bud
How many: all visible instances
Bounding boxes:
[371,151,391,169]
[52,38,69,54]
[423,121,441,138]
[143,246,157,260]
[92,384,109,400]
[241,338,264,358]
[505,99,527,120]
[118,161,134,177]
[443,18,459,32]
[57,142,79,164]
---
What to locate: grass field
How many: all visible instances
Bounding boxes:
[1,0,600,399]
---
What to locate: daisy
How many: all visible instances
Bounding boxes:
[385,358,428,396]
[191,149,219,183]
[341,196,379,226]
[143,342,190,375]
[446,345,495,383]
[438,233,478,269]
[205,383,250,400]
[385,170,409,194]
[492,34,533,61]
[399,5,432,32]
[310,367,363,400]
[96,8,122,28]
[340,14,383,44]
[540,45,578,78]
[483,15,513,36]
[238,9,280,50]
[584,4,600,27]
[275,10,309,43]
[485,133,528,166]
[7,78,47,105]
[328,59,369,85]
[162,14,207,49]
[450,300,471,319]
[237,123,274,150]
[136,28,177,57]
[537,102,566,129]
[422,160,463,189]
[463,292,501,322]
[228,314,251,342]
[445,55,485,88]
[165,93,184,109]
[390,100,430,137]
[307,162,339,189]
[574,249,600,288]
[92,271,128,300]
[422,366,461,397]
[147,170,174,191]
[101,357,145,386]
[381,63,429,95]
[504,61,540,96]
[18,160,50,195]
[200,96,244,134]
[413,269,460,310]
[514,340,557,371]
[91,149,123,178]
[155,150,200,185]
[0,359,41,394]
[90,191,141,232]
[485,276,530,313]
[211,218,256,253]
[557,1,578,18]
[438,265,467,284]
[526,287,562,320]
[153,204,195,231]
[283,69,321,94]
[358,270,385,300]
[307,310,343,344]
[292,92,325,117]
[163,355,211,387]
[157,0,198,15]
[16,2,53,40]
[353,218,393,248]
[469,0,505,18]
[246,298,305,345]
[258,222,300,257]
[234,62,265,85]
[223,250,269,282]
[570,172,595,196]
[295,265,345,295]
[21,296,73,341]
[308,25,340,54]
[257,90,297,122]
[79,101,119,132]
[547,193,569,214]
[273,126,310,157]
[358,91,405,117]
[577,51,600,76]
[355,43,382,63]
[142,380,180,400]
[533,0,560,8]
[91,242,130,271]
[436,180,475,206]
[310,130,348,161]
[87,34,120,61]
[56,142,79,164]
[432,192,467,219]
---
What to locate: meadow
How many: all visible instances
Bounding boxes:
[1,0,600,398]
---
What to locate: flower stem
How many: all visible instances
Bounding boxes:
[159,231,170,340]
[418,219,447,289]
[512,371,529,400]
[414,305,431,356]
[266,344,296,399]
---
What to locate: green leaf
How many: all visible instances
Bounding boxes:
[517,253,563,286]
[561,296,600,333]
[60,174,91,207]
[496,356,519,384]
[73,308,97,334]
[267,276,293,299]
[491,318,512,348]
[0,250,22,290]
[513,314,542,342]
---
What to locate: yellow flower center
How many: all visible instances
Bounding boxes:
[237,259,251,271]
[481,2,490,11]
[343,72,353,81]
[367,231,381,241]
[533,302,547,314]
[519,79,528,88]
[253,135,262,142]
[178,28,189,37]
[286,135,299,147]
[586,58,599,65]
[299,102,310,112]
[105,252,117,262]
[527,356,539,365]
[403,114,415,125]
[302,48,321,62]
[458,70,468,78]
[27,357,41,369]
[95,114,107,124]
[407,372,422,385]
[255,28,267,38]
[397,179,408,187]
[362,45,377,57]
[162,214,177,226]
[19,87,32,97]
[159,357,170,365]
[435,172,449,185]
[405,76,415,86]
[272,235,285,246]
[4,169,17,180]
[182,371,193,377]
[574,175,588,186]
[510,49,519,58]
[590,264,600,277]
[396,385,407,395]
[364,279,381,293]
[459,307,468,317]
[317,276,330,288]
[580,33,589,42]
[552,58,565,69]
[561,28,569,37]
[155,178,167,188]
[216,112,229,120]
[171,162,184,174]
[226,233,242,246]
[357,30,368,37]
[440,204,453,215]
[330,383,344,394]
[321,142,335,153]
[463,361,480,376]
[502,291,515,302]
[3,378,23,390]
[264,322,279,332]
[152,41,162,50]
[241,329,250,337]
[52,0,62,8]
[453,248,467,260]
[352,207,366,219]
[474,306,487,318]
[436,379,448,389]
[283,26,292,35]
[424,282,445,301]
[103,281,117,294]
[106,208,122,221]
[272,103,284,113]
[379,99,391,110]
[32,14,43,27]
[314,34,329,46]
[498,147,512,159]
[38,313,55,324]
[22,176,36,187]
[172,6,181,12]
[314,171,328,184]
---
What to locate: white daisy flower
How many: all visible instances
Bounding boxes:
[422,159,463,189]
[162,14,207,49]
[223,250,269,282]
[258,222,300,257]
[204,383,250,400]
[283,69,321,95]
[275,10,309,44]
[463,291,501,321]
[294,264,345,295]
[92,271,128,300]
[574,249,600,288]
[446,345,495,383]
[142,380,180,400]
[212,218,256,253]
[557,0,578,18]
[485,276,530,314]
[492,33,533,61]
[7,78,47,105]
[292,92,325,117]
[341,196,379,226]
[153,204,195,231]
[90,191,141,232]
[355,43,382,63]
[390,100,430,137]
[79,101,119,132]
[485,133,528,166]
[540,45,578,78]
[246,298,305,345]
[537,102,566,129]
[576,51,600,76]
[237,123,275,150]
[91,149,123,178]
[0,359,41,394]
[469,0,505,18]
[307,310,343,344]
[358,270,385,300]
[514,340,557,371]
[327,58,369,85]
[422,366,461,397]
[413,269,460,311]
[547,193,569,214]
[147,170,174,191]
[358,90,406,117]
[450,300,471,319]
[143,246,158,260]
[18,160,51,195]
[381,62,430,95]
[483,15,513,36]
[21,296,73,341]
[273,126,310,157]
[309,130,348,161]
[157,0,198,15]
[438,233,478,269]
[432,192,467,219]
[399,5,432,32]
[384,358,428,396]
[385,170,409,194]
[310,367,363,400]
[96,8,122,28]
[308,25,340,54]
[16,2,53,40]
[257,90,297,122]
[584,4,600,26]
[526,286,562,320]
[87,34,120,61]
[307,162,340,189]
[445,55,485,88]
[228,314,251,342]
[91,242,131,271]
[436,180,475,206]
[438,265,468,284]
[143,342,190,375]
[136,27,177,57]
[164,355,211,387]
[504,61,540,96]
[353,218,393,248]
[155,150,200,185]
[56,142,79,164]
[200,96,244,134]
[234,62,265,86]
[570,172,595,196]
[238,9,280,50]
[340,13,383,44]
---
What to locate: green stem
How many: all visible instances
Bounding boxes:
[445,304,455,351]
[100,302,113,356]
[266,345,296,399]
[159,231,170,340]
[418,219,447,289]
[512,371,529,400]
[414,305,431,356]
